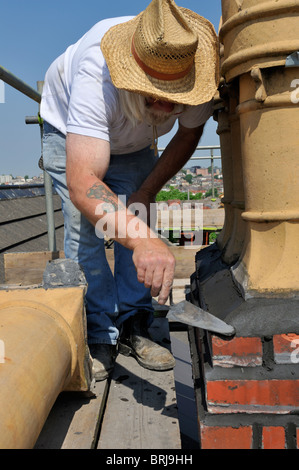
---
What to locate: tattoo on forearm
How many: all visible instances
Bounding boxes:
[86,182,125,213]
[86,182,111,200]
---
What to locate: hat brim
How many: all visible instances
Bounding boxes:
[101,8,220,106]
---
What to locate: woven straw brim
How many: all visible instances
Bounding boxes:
[101,9,220,106]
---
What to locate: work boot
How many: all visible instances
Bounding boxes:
[89,344,117,381]
[119,312,175,371]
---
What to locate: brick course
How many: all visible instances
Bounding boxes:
[273,334,299,364]
[206,379,299,414]
[193,329,299,449]
[211,336,263,367]
[262,426,286,449]
[200,425,253,449]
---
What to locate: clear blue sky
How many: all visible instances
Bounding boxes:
[0,0,222,177]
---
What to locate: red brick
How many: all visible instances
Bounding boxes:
[207,379,299,414]
[211,336,263,367]
[273,334,299,364]
[200,425,252,449]
[262,426,285,449]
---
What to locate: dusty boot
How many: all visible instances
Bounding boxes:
[119,312,175,371]
[89,344,117,381]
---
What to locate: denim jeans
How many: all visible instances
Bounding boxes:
[42,121,158,345]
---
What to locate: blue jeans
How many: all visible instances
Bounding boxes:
[42,122,158,345]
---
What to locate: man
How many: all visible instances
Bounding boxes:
[40,0,219,380]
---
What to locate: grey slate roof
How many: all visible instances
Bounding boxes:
[0,194,64,283]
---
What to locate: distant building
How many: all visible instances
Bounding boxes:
[189,165,203,174]
[12,177,26,184]
[196,168,209,176]
[0,175,12,184]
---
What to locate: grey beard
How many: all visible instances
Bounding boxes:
[143,103,185,126]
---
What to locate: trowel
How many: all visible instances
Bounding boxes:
[166,300,235,336]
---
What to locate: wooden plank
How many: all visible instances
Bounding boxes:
[4,251,65,285]
[3,246,198,286]
[94,246,198,279]
[102,246,199,279]
[156,208,224,230]
[35,380,109,449]
[97,318,181,450]
[36,319,181,449]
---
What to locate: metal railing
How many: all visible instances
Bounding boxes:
[0,66,41,103]
[1,64,222,250]
[0,65,57,251]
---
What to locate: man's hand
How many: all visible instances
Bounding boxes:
[132,237,175,305]
[128,191,174,303]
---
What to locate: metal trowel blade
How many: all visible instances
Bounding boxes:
[166,300,235,336]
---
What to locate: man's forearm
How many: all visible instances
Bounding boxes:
[77,179,175,304]
[65,132,175,304]
[138,123,204,198]
[81,179,155,249]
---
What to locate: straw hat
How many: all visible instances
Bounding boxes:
[101,0,219,106]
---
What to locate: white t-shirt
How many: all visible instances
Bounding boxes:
[40,16,213,155]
